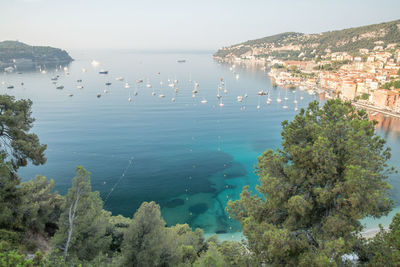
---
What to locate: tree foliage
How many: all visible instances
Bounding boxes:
[0,95,46,171]
[51,167,111,263]
[228,99,394,265]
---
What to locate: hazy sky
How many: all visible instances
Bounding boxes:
[1,0,399,50]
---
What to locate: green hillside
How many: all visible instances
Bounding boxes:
[214,19,400,60]
[0,40,73,69]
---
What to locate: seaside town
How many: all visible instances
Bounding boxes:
[219,42,400,116]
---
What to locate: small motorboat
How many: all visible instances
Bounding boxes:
[201,99,208,104]
[97,93,101,98]
[136,79,143,83]
[125,83,130,88]
[7,85,14,89]
[116,77,124,81]
[237,96,243,102]
[177,59,186,63]
[56,85,64,89]
[77,85,84,89]
[68,93,73,97]
[99,70,108,74]
[159,94,165,98]
[77,79,82,82]
[105,82,112,86]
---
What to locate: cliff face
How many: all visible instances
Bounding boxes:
[214,20,400,60]
[0,41,73,70]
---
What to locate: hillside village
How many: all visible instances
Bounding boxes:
[214,20,400,114]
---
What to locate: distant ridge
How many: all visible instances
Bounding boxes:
[0,40,73,70]
[214,19,400,60]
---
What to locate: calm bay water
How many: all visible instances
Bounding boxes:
[4,50,400,237]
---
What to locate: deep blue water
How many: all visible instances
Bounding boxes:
[3,50,399,237]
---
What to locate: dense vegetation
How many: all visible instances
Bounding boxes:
[1,95,400,266]
[214,19,400,60]
[0,41,73,69]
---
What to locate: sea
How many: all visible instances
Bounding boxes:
[3,50,399,240]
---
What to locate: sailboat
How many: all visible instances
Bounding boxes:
[201,98,208,104]
[219,99,224,107]
[284,89,289,100]
[125,82,131,88]
[277,91,282,103]
[257,96,261,110]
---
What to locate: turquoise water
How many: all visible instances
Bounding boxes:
[4,50,399,236]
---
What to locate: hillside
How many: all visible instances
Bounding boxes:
[0,40,73,70]
[214,19,400,60]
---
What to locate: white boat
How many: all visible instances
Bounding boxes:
[217,93,221,99]
[41,70,47,74]
[300,96,304,100]
[236,74,240,80]
[77,85,84,89]
[146,83,152,88]
[219,100,224,107]
[159,94,165,98]
[82,68,87,72]
[104,89,108,93]
[257,105,261,110]
[192,94,196,98]
[68,93,73,97]
[192,89,198,94]
[125,83,130,89]
[168,83,175,88]
[152,92,156,96]
[223,89,228,94]
[136,79,143,83]
[133,91,138,96]
[171,98,176,102]
[201,99,208,104]
[116,77,124,81]
[128,97,132,102]
[91,60,100,67]
[237,96,243,102]
[282,105,288,109]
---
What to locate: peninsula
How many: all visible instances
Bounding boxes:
[215,19,400,115]
[0,40,73,71]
